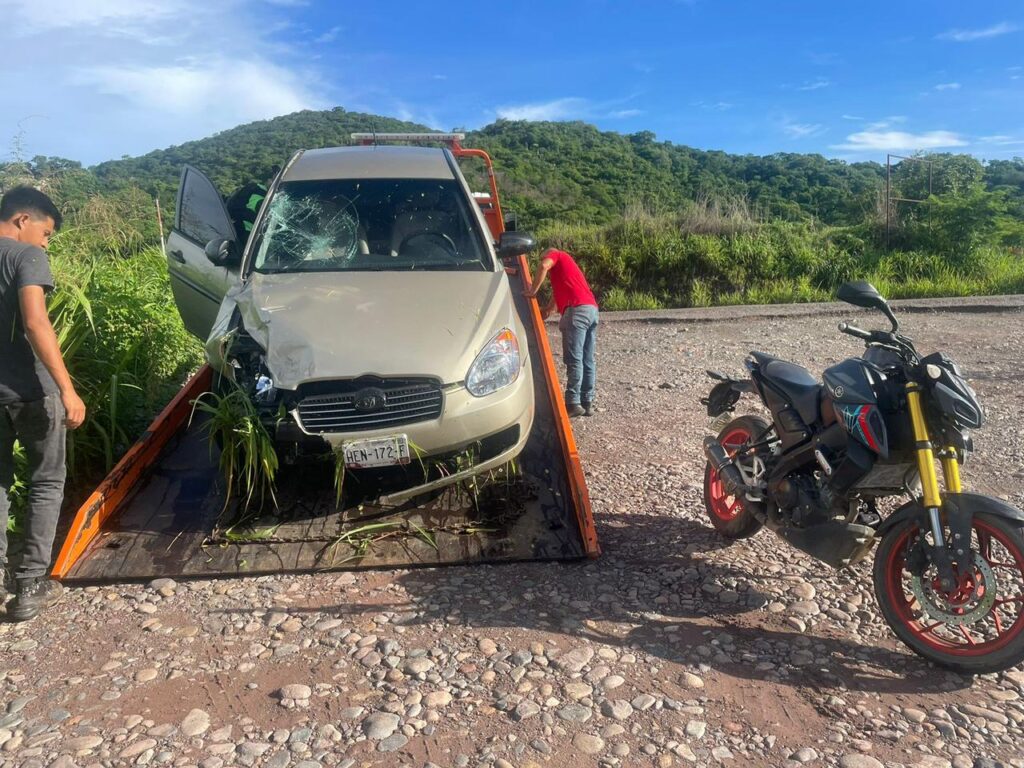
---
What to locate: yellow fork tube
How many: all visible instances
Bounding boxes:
[940,448,963,494]
[906,384,943,508]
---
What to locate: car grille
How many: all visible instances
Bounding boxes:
[295,381,443,433]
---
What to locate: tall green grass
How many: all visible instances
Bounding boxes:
[538,211,1024,309]
[192,385,278,510]
[47,238,203,478]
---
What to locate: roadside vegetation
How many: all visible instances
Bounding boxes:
[539,192,1024,310]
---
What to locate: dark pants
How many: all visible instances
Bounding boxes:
[0,395,66,580]
[559,304,599,406]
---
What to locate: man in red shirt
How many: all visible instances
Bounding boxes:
[524,247,599,417]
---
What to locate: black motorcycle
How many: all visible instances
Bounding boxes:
[701,280,1024,673]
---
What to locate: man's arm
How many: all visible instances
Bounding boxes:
[18,286,86,429]
[523,257,555,299]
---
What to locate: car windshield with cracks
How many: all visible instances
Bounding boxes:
[252,178,491,274]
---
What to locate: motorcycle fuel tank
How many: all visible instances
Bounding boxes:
[823,358,890,458]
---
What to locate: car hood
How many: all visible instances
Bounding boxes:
[207,270,523,390]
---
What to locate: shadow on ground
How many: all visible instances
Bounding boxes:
[221,511,970,696]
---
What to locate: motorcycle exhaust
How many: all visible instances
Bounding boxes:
[703,437,756,496]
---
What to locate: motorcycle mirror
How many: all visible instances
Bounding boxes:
[837,280,899,331]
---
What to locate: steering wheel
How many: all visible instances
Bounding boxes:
[399,231,460,260]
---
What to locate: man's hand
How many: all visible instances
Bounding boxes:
[20,285,86,428]
[62,389,86,429]
[525,257,554,300]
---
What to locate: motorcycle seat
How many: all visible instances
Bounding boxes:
[750,352,822,425]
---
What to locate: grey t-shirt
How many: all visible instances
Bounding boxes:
[0,236,58,404]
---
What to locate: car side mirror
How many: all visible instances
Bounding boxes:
[837,280,899,331]
[205,238,240,268]
[497,231,536,258]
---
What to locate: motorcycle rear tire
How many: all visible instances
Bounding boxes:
[702,415,768,540]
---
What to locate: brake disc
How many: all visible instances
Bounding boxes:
[909,553,997,626]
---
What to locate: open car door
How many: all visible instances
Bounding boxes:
[166,166,238,340]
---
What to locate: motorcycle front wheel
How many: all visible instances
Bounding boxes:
[873,511,1024,674]
[702,415,768,540]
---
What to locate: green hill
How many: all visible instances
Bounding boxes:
[93,108,434,212]
[90,108,887,227]
[86,107,1024,232]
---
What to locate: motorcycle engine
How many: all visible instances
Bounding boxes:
[772,472,832,527]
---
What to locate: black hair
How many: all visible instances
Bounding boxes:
[0,186,63,230]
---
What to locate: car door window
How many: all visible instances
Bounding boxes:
[176,167,236,246]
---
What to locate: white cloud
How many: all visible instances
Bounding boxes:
[609,109,644,119]
[77,58,322,121]
[0,0,334,163]
[798,78,831,91]
[980,135,1024,146]
[934,82,961,90]
[783,121,825,139]
[0,0,190,33]
[841,114,865,121]
[496,98,590,121]
[392,102,440,128]
[937,22,1018,42]
[866,115,907,131]
[692,100,734,111]
[314,25,343,44]
[832,130,967,152]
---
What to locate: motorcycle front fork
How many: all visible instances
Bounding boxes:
[907,383,964,585]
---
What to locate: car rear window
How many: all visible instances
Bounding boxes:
[252,178,492,273]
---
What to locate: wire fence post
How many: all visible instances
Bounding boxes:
[155,197,166,255]
[884,153,935,252]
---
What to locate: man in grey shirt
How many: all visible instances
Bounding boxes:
[0,186,86,622]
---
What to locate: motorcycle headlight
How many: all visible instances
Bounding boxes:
[466,328,521,397]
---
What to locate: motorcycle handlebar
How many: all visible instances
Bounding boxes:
[838,321,872,340]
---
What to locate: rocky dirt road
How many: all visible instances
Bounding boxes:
[2,298,1024,768]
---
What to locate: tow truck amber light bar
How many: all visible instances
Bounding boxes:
[351,132,466,145]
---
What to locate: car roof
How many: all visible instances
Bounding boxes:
[283,145,456,182]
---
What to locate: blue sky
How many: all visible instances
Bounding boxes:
[1,0,1022,165]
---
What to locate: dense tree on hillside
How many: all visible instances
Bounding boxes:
[91,108,433,208]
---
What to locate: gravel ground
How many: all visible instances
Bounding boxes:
[2,299,1024,768]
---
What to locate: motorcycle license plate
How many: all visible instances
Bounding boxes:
[709,413,733,434]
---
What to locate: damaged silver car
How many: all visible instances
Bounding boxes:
[166,145,535,498]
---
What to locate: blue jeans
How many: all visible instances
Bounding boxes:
[559,304,599,406]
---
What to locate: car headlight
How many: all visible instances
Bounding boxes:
[466,328,521,397]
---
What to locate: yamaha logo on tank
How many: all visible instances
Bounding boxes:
[353,388,387,413]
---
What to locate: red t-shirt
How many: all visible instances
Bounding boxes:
[545,250,597,313]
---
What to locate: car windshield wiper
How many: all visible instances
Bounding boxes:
[412,261,485,271]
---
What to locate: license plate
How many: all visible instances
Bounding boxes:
[709,412,732,434]
[342,435,411,469]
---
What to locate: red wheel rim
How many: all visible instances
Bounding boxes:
[707,427,752,522]
[884,519,1024,657]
